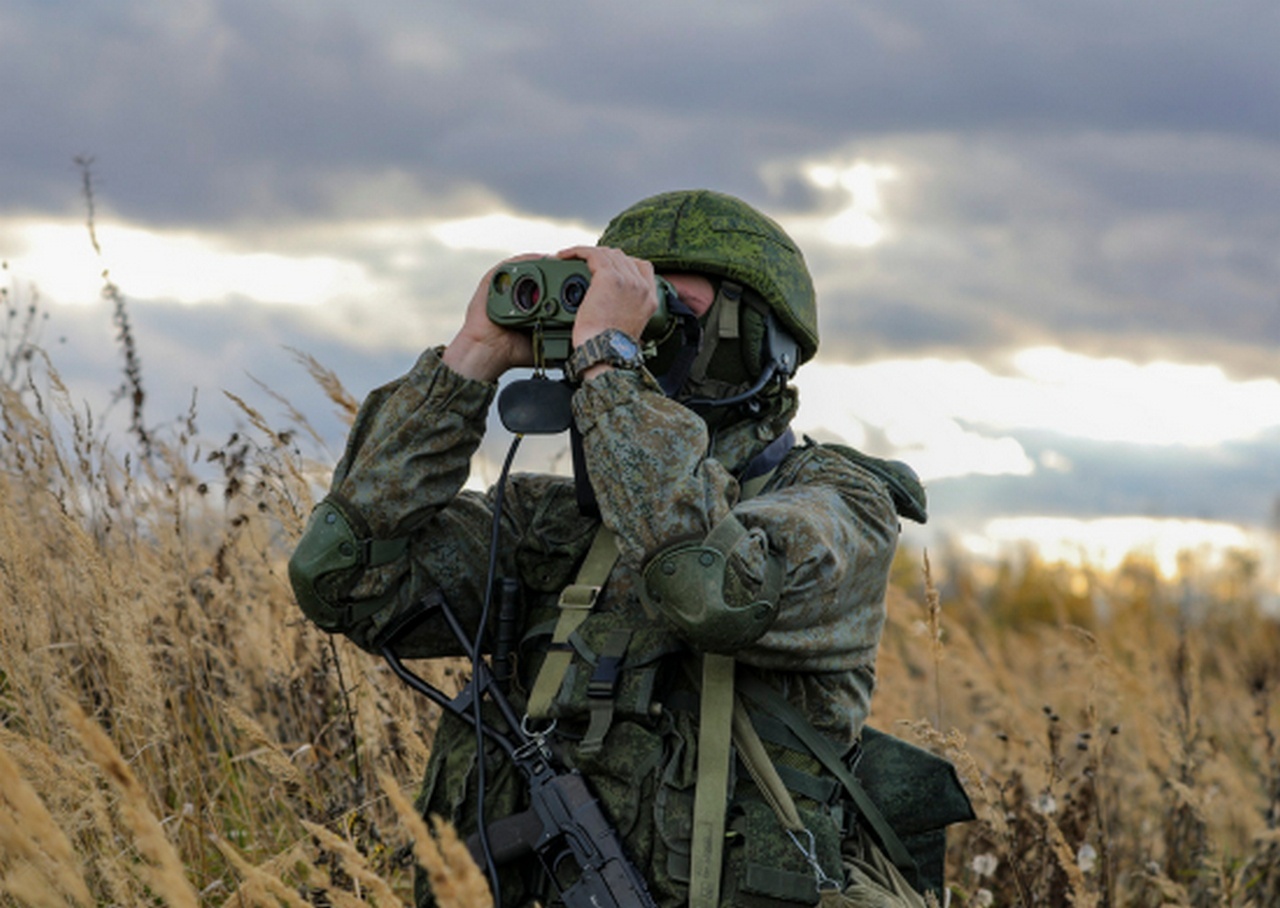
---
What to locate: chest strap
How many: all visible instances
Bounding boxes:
[690,653,737,908]
[525,526,619,720]
[525,461,790,908]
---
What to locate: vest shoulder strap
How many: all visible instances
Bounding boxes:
[525,526,619,719]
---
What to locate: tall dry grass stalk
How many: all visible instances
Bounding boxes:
[0,740,92,907]
[62,696,201,908]
[877,547,1280,907]
[378,771,492,908]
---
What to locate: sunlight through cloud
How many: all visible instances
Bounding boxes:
[969,516,1258,576]
[3,219,374,306]
[431,213,598,253]
[793,349,1280,481]
[804,160,898,248]
[1010,347,1280,446]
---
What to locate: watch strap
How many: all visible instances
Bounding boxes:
[564,328,643,383]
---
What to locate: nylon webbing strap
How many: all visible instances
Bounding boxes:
[371,536,408,562]
[526,527,619,719]
[580,628,633,756]
[690,652,736,908]
[687,281,742,388]
[687,462,783,907]
[740,470,773,501]
[737,675,921,888]
[731,697,804,832]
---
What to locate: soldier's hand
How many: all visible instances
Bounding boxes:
[558,246,658,349]
[442,256,540,382]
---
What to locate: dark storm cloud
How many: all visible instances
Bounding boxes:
[4,0,1279,225]
[526,1,1280,140]
[5,0,1280,420]
[808,130,1280,378]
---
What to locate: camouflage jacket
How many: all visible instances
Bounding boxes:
[292,346,904,907]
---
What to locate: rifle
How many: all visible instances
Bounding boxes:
[378,589,658,908]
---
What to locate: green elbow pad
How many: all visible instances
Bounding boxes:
[289,498,364,632]
[288,497,406,633]
[640,517,783,652]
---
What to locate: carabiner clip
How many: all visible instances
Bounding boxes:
[786,827,841,891]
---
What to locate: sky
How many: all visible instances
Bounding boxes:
[2,0,1279,587]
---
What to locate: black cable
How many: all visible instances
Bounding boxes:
[472,433,523,906]
[681,359,781,409]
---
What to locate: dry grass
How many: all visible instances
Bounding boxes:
[879,548,1280,907]
[0,342,453,905]
[2,331,1279,907]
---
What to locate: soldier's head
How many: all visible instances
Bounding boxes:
[598,190,816,421]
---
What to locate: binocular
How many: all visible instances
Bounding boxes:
[487,258,674,363]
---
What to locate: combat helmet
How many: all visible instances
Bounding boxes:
[598,190,819,368]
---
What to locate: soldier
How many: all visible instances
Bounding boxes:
[289,190,957,907]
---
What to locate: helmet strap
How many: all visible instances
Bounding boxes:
[685,280,742,392]
[682,280,799,411]
[657,291,706,398]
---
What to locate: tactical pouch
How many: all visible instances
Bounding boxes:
[721,798,845,908]
[855,728,976,899]
[532,611,685,751]
[736,676,974,904]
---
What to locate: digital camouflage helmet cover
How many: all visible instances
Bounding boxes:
[598,189,820,366]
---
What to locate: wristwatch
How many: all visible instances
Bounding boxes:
[564,328,644,383]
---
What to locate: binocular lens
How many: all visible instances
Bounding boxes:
[561,275,589,312]
[512,276,542,312]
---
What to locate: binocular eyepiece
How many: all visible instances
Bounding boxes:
[487,258,674,364]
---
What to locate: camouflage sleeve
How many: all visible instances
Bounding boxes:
[735,449,898,671]
[290,347,525,655]
[572,367,734,560]
[572,371,899,671]
[331,346,493,535]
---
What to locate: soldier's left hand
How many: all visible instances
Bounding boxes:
[557,246,658,348]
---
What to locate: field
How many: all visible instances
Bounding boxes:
[3,325,1280,907]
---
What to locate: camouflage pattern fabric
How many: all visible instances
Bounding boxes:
[295,346,906,907]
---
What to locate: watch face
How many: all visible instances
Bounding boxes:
[609,332,639,359]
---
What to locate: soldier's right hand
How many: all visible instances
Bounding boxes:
[442,256,540,382]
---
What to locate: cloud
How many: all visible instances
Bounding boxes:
[25,294,407,455]
[796,351,1280,457]
[792,354,1280,535]
[964,515,1263,576]
[796,132,1280,379]
[6,1,1279,224]
[431,213,598,253]
[2,218,378,307]
[5,0,1277,386]
[928,427,1280,527]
